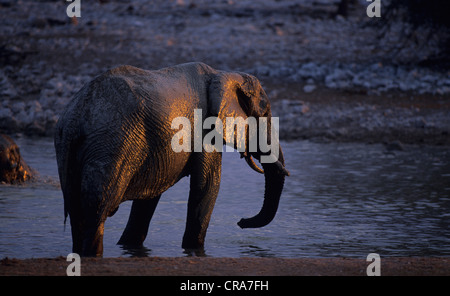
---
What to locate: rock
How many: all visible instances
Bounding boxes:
[11,101,25,114]
[0,70,17,98]
[421,74,436,83]
[414,118,426,129]
[26,100,42,114]
[303,84,316,93]
[276,99,310,115]
[0,44,30,66]
[399,82,410,92]
[29,17,48,29]
[385,140,404,152]
[295,62,327,80]
[436,87,449,96]
[26,121,46,136]
[0,107,12,119]
[300,104,310,114]
[324,68,353,89]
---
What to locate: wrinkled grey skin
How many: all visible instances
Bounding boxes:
[54,62,288,257]
[0,134,33,184]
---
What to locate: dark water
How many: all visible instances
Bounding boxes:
[0,137,449,258]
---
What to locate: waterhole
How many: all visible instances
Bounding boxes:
[0,137,449,258]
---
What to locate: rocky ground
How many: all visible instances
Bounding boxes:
[0,0,449,144]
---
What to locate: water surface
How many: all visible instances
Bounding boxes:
[0,137,449,258]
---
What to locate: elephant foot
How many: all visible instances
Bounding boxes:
[182,233,207,256]
[117,235,145,248]
[183,247,206,257]
[182,232,206,250]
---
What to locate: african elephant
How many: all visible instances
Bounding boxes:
[54,62,289,257]
[0,134,33,184]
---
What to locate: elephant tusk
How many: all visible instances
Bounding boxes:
[245,155,264,174]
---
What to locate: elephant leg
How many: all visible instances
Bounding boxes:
[77,163,128,257]
[68,201,83,255]
[182,151,222,249]
[66,186,106,257]
[117,196,161,247]
[78,195,107,257]
[82,220,105,257]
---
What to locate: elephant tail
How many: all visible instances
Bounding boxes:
[54,118,85,227]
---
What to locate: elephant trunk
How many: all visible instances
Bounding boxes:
[237,146,287,229]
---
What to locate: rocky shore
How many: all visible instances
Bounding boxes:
[271,89,450,145]
[1,0,449,143]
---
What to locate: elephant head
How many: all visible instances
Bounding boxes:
[208,72,289,229]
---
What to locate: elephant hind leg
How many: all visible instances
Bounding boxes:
[67,199,83,255]
[117,195,161,247]
[76,164,129,257]
[81,218,105,257]
[67,192,106,257]
[76,190,109,257]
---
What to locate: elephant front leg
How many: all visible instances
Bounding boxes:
[182,151,222,250]
[118,196,161,247]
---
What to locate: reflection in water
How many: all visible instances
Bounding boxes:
[183,248,207,257]
[120,245,152,257]
[0,137,449,258]
[240,245,276,258]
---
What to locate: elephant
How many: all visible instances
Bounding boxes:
[54,62,289,257]
[0,134,33,184]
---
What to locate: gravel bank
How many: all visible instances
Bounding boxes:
[1,0,449,143]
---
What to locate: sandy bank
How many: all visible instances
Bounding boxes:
[1,257,449,276]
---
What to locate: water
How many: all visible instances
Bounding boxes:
[0,137,449,258]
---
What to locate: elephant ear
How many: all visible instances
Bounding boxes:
[238,74,269,117]
[208,72,249,120]
[208,72,268,120]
